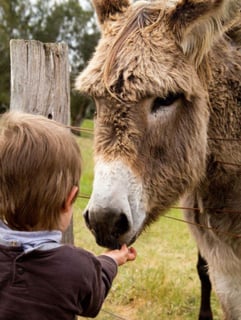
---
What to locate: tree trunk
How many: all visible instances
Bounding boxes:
[10,39,74,244]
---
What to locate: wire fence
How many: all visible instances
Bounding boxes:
[76,126,241,319]
[76,126,241,238]
[79,192,241,239]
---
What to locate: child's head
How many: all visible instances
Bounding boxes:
[0,111,81,231]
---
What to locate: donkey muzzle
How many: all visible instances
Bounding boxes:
[83,207,130,249]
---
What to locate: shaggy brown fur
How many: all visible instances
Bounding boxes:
[76,0,241,319]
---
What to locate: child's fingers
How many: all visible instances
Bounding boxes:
[127,247,137,260]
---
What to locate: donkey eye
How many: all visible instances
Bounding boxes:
[151,93,182,113]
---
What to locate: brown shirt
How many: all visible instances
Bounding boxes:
[0,244,118,319]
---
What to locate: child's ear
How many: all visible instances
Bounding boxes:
[63,186,79,212]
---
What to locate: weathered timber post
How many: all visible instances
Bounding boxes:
[10,39,74,244]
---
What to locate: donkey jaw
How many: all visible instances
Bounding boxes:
[83,159,147,249]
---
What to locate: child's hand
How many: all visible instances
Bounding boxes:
[103,244,137,266]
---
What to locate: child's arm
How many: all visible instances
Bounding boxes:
[79,245,137,317]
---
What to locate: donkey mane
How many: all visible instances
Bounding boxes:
[170,0,240,66]
[77,1,240,105]
[103,0,240,100]
[103,2,165,89]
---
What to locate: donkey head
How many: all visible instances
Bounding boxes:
[76,0,239,249]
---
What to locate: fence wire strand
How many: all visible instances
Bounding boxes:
[102,309,128,320]
[163,215,241,239]
[72,127,241,142]
[78,194,241,238]
[76,128,241,239]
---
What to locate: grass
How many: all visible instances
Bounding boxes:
[73,120,222,320]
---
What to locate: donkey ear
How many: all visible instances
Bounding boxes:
[92,0,131,26]
[169,0,240,66]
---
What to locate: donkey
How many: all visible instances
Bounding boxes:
[76,0,241,319]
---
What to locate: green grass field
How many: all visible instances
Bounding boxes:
[73,120,222,320]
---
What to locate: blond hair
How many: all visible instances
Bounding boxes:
[0,111,81,231]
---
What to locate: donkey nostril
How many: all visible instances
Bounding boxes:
[113,213,129,237]
[84,209,90,227]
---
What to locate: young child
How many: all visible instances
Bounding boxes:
[0,111,137,320]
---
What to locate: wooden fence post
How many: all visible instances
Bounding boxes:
[10,39,74,244]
